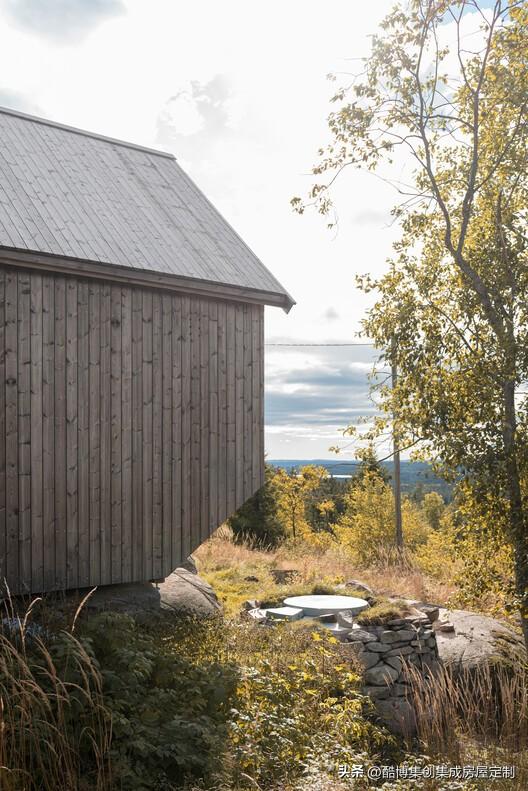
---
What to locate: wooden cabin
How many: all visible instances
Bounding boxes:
[0,107,293,595]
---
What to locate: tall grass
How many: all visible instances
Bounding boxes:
[0,595,112,791]
[406,660,528,787]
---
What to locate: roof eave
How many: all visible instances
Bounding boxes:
[0,247,295,311]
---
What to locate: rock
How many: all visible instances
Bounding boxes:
[421,654,439,670]
[375,698,416,737]
[411,617,430,627]
[158,570,221,615]
[246,608,268,623]
[270,569,297,584]
[392,683,408,697]
[435,608,525,675]
[85,569,221,618]
[379,630,403,644]
[364,664,400,686]
[388,629,416,642]
[244,575,259,583]
[386,645,414,657]
[316,612,337,623]
[437,622,455,633]
[418,604,440,623]
[363,685,390,700]
[387,618,407,627]
[345,628,377,643]
[365,642,390,653]
[345,579,374,596]
[336,611,355,629]
[178,555,198,574]
[243,599,260,611]
[354,650,380,670]
[385,656,402,673]
[346,639,363,653]
[266,606,304,621]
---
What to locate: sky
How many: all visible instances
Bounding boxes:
[0,0,481,459]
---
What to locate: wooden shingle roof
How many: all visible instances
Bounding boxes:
[0,106,294,311]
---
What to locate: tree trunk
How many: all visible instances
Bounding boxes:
[503,379,528,653]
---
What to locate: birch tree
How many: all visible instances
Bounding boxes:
[294,1,528,647]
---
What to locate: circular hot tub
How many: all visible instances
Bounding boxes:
[282,594,368,618]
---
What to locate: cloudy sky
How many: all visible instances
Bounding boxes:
[0,0,462,459]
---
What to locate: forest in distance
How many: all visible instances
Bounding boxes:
[268,459,454,501]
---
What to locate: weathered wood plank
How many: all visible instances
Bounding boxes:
[259,306,265,489]
[243,305,253,502]
[162,294,174,575]
[180,296,192,561]
[121,287,132,581]
[131,289,143,581]
[18,272,31,592]
[100,284,112,585]
[110,285,122,584]
[0,270,5,586]
[226,303,236,518]
[66,278,79,588]
[77,280,90,587]
[234,304,244,511]
[142,290,153,581]
[251,305,261,493]
[152,293,163,579]
[199,300,210,544]
[88,282,101,585]
[190,297,201,554]
[42,276,55,590]
[208,300,218,534]
[30,273,44,592]
[217,301,227,525]
[5,270,18,591]
[54,276,67,588]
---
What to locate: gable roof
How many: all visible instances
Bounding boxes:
[0,106,294,311]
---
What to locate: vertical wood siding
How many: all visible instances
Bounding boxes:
[0,266,265,594]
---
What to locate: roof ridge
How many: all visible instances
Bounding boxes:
[0,105,175,160]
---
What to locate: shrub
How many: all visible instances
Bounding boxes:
[224,622,397,788]
[79,612,238,790]
[334,471,430,566]
[229,465,286,548]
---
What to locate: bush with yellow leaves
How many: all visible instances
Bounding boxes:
[333,470,430,566]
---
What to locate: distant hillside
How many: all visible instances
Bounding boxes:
[267,459,454,501]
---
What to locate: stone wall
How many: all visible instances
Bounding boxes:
[346,609,439,734]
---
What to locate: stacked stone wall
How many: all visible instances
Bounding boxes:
[346,609,439,733]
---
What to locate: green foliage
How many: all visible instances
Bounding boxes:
[228,465,286,549]
[78,612,237,790]
[334,470,430,565]
[304,475,348,533]
[225,623,396,788]
[296,0,528,640]
[356,599,411,626]
[352,444,391,487]
[274,465,329,541]
[421,491,446,530]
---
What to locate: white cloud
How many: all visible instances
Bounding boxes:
[0,0,485,457]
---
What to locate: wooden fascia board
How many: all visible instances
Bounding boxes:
[0,248,295,312]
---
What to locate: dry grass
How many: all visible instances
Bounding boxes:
[0,596,112,791]
[406,661,528,789]
[194,528,457,613]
